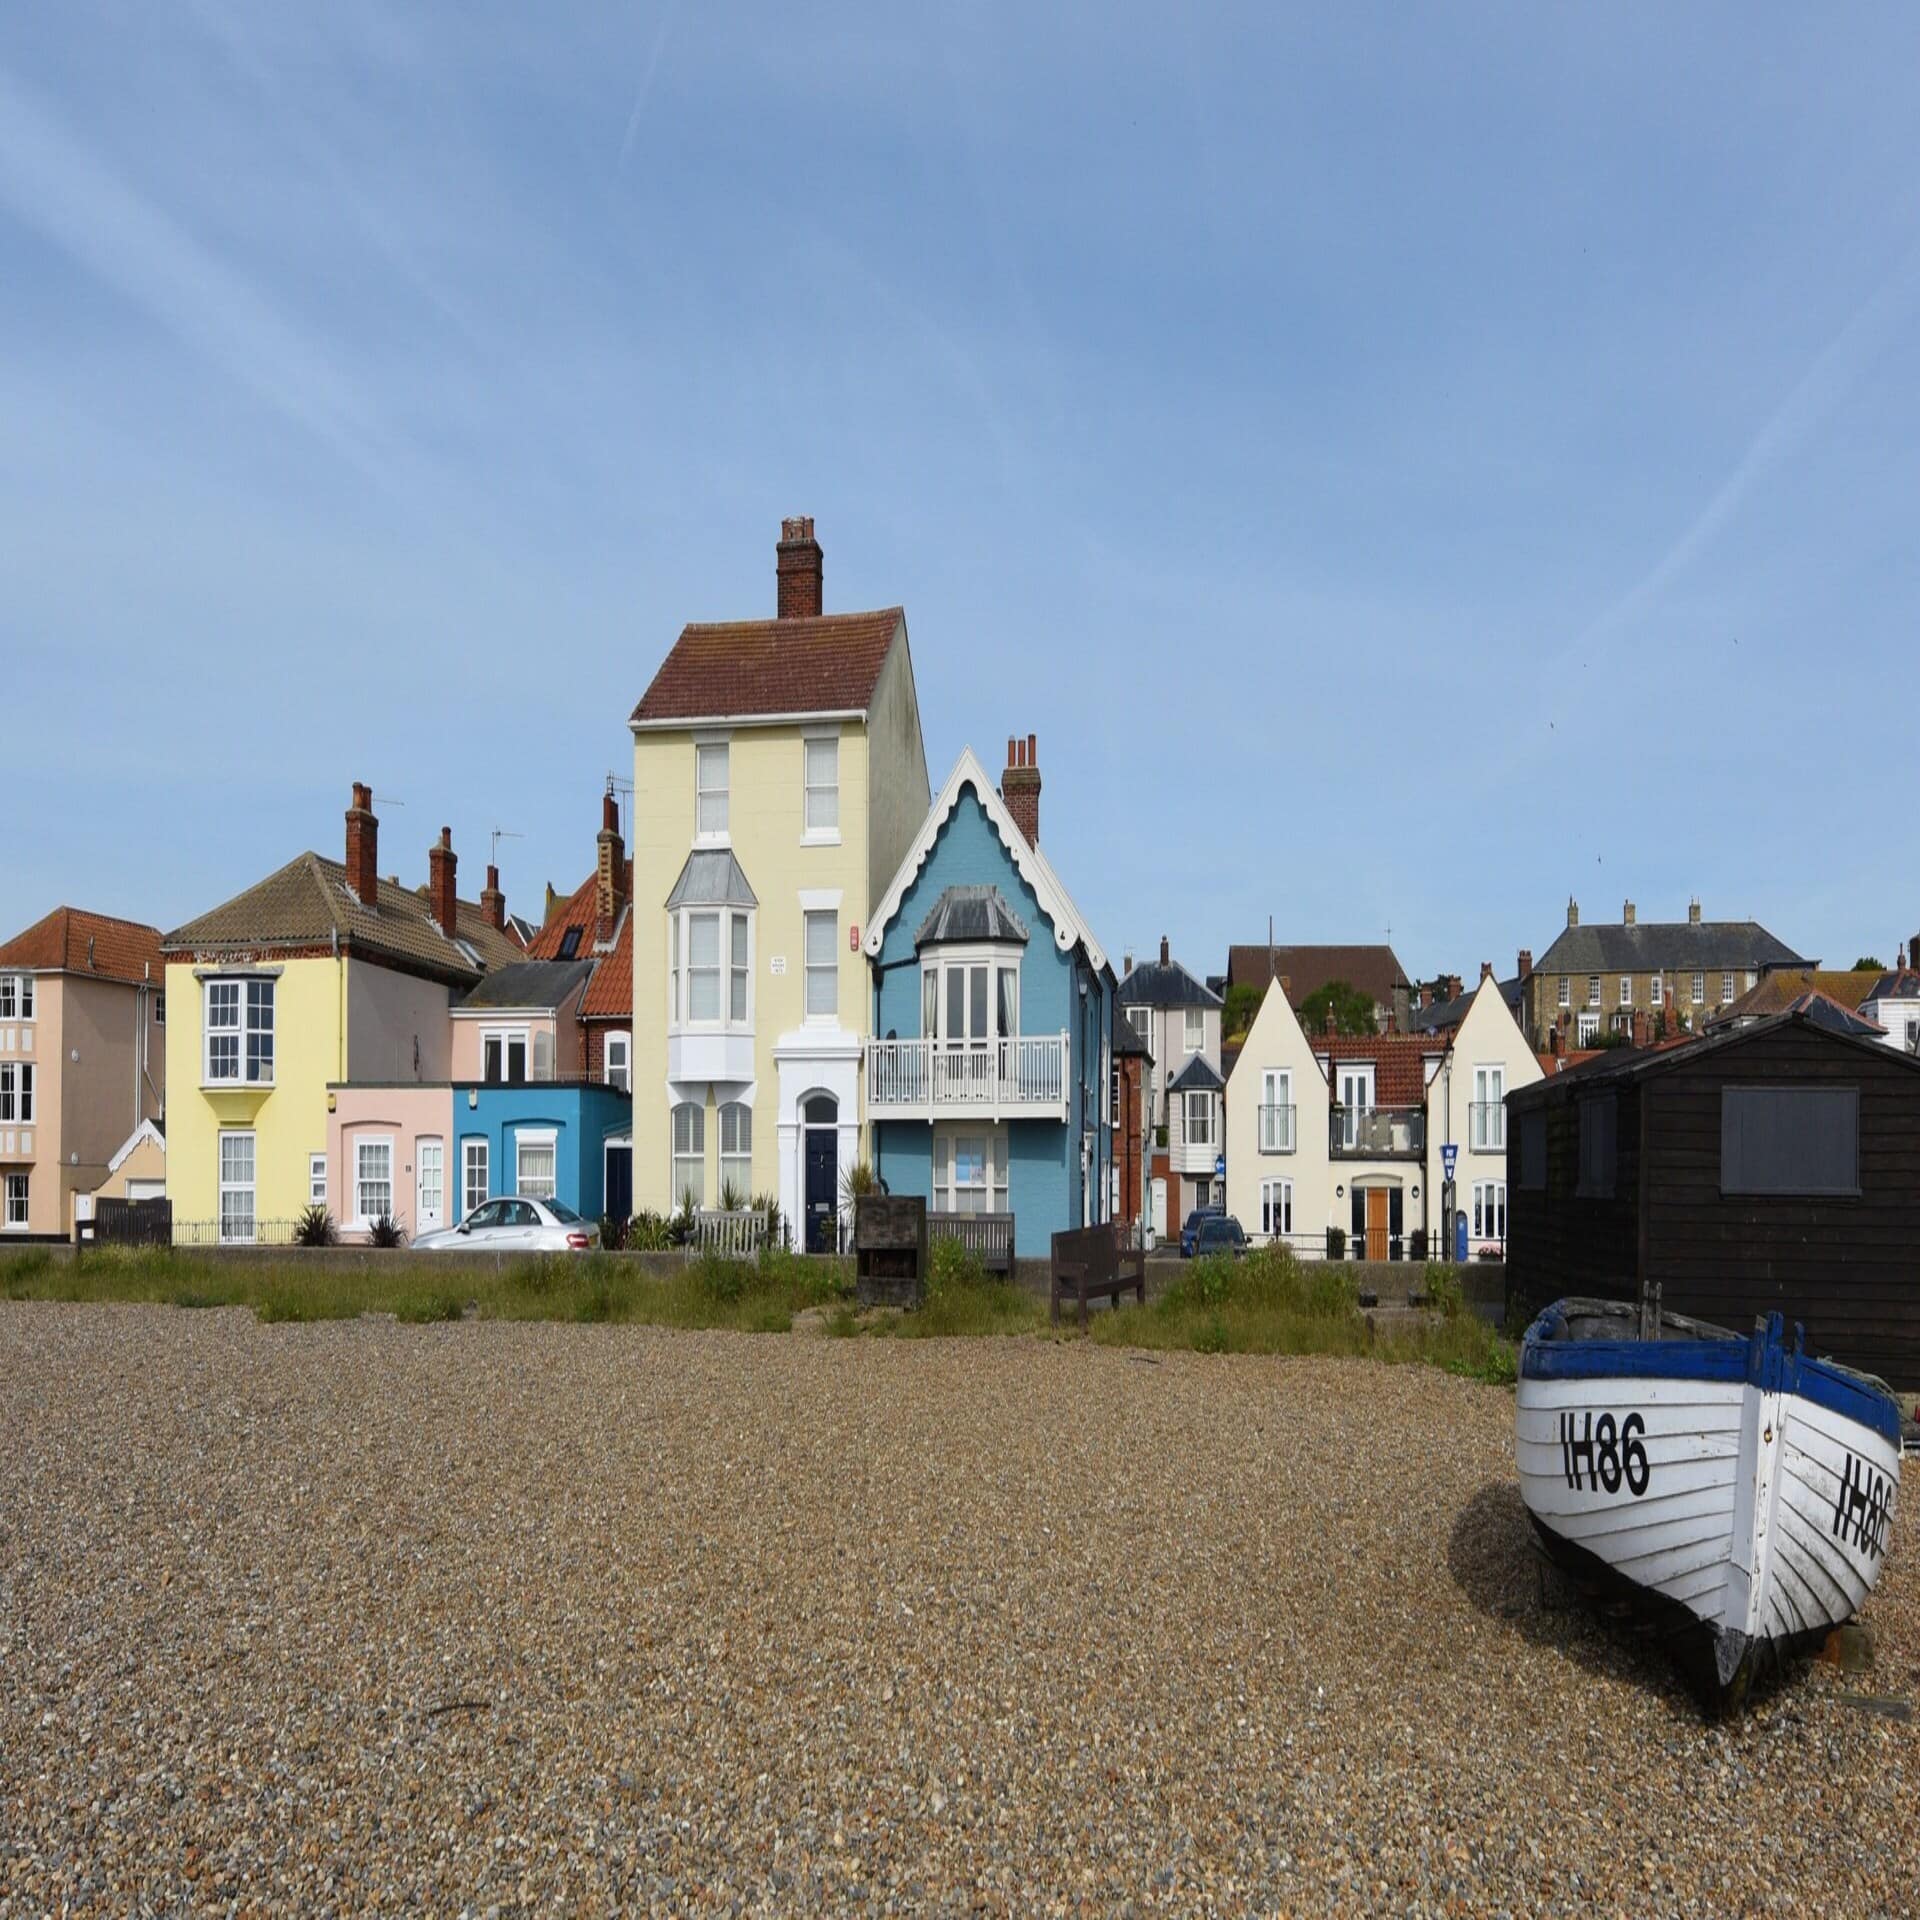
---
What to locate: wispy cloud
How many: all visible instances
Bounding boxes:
[0,59,416,493]
[619,0,682,171]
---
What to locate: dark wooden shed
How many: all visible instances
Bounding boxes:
[1505,1012,1920,1386]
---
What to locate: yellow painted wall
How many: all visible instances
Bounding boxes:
[164,956,345,1237]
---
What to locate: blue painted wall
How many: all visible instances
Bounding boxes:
[870,780,1114,1245]
[455,1083,632,1222]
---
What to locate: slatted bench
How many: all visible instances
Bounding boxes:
[686,1209,768,1260]
[1050,1223,1146,1326]
[928,1211,1015,1276]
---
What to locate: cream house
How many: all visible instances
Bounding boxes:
[1225,968,1541,1261]
[627,519,930,1246]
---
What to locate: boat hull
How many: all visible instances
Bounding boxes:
[1516,1302,1900,1712]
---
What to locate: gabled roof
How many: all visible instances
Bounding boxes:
[163,853,522,984]
[1410,975,1523,1033]
[106,1117,166,1173]
[1775,991,1885,1038]
[1708,967,1881,1027]
[1169,1054,1223,1094]
[1310,1030,1449,1106]
[665,849,759,911]
[631,608,905,726]
[1865,968,1920,1002]
[915,885,1029,949]
[1226,943,1411,1008]
[0,907,165,987]
[864,747,1109,975]
[1535,918,1808,975]
[455,959,594,1012]
[1119,956,1221,1011]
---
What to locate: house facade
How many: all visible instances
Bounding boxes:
[1518,897,1808,1051]
[1224,969,1541,1260]
[628,518,930,1247]
[164,787,521,1242]
[864,742,1114,1247]
[1110,1013,1151,1237]
[1860,955,1919,1055]
[0,908,166,1237]
[1118,939,1223,1237]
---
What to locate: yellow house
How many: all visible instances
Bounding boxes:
[628,518,930,1246]
[162,787,522,1243]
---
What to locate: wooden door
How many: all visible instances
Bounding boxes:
[1365,1186,1389,1262]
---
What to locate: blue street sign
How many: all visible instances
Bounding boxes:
[1214,1155,1226,1179]
[1441,1143,1459,1180]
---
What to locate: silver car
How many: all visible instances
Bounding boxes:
[414,1195,599,1253]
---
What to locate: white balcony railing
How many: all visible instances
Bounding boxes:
[866,1033,1069,1118]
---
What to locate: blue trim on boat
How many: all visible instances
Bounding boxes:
[1522,1301,1902,1448]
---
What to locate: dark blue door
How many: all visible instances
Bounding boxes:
[805,1127,838,1252]
[604,1145,632,1225]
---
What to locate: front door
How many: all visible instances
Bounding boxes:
[1364,1186,1389,1262]
[804,1126,838,1252]
[604,1141,632,1225]
[416,1137,445,1236]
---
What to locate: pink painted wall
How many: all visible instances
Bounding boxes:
[325,1084,455,1242]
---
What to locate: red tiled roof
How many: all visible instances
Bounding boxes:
[580,909,632,1021]
[631,609,903,724]
[1310,1031,1448,1106]
[525,868,606,962]
[0,907,165,987]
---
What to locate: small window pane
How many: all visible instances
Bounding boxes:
[1722,1087,1859,1195]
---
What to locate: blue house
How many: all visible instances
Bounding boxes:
[863,744,1116,1248]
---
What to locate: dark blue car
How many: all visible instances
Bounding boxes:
[1180,1207,1248,1258]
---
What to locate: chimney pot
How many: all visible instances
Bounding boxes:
[1000,732,1043,846]
[1480,961,1494,983]
[345,782,379,906]
[1122,950,1134,977]
[1567,897,1579,928]
[428,827,458,936]
[776,515,824,620]
[1689,896,1702,926]
[1518,948,1533,979]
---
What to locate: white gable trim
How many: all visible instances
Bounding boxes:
[106,1118,166,1175]
[863,747,1108,973]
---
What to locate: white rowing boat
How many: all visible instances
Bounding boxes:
[1517,1297,1901,1712]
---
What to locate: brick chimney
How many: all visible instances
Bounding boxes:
[1517,949,1533,980]
[1689,897,1703,926]
[1623,900,1636,927]
[1323,1007,1336,1036]
[596,787,628,940]
[1631,1007,1650,1049]
[480,864,507,932]
[1550,1025,1563,1057]
[1444,973,1463,1001]
[1567,897,1579,928]
[1160,935,1170,966]
[428,827,457,936]
[776,515,823,619]
[1001,733,1042,847]
[345,782,378,905]
[1480,961,1494,983]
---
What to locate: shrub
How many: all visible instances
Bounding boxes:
[294,1206,338,1248]
[752,1192,785,1249]
[928,1235,987,1295]
[598,1214,627,1251]
[625,1210,672,1252]
[394,1288,464,1324]
[1326,1226,1346,1261]
[717,1178,746,1214]
[669,1196,696,1246]
[369,1214,407,1249]
[1423,1262,1464,1319]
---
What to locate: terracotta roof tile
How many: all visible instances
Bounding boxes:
[631,609,903,724]
[0,907,165,987]
[1310,1031,1448,1106]
[579,909,633,1021]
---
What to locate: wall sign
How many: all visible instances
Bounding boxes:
[769,955,787,975]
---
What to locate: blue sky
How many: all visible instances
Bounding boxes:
[5,5,1919,983]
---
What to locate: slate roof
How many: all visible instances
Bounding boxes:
[1119,955,1222,1010]
[456,959,594,1011]
[163,853,523,983]
[1709,968,1882,1027]
[0,907,165,987]
[1775,991,1885,1039]
[1866,968,1920,1002]
[1534,919,1808,975]
[1310,1031,1449,1107]
[631,609,904,724]
[1168,1054,1224,1093]
[1226,943,1411,1008]
[1410,975,1524,1033]
[665,849,759,910]
[914,885,1029,949]
[1113,1016,1151,1060]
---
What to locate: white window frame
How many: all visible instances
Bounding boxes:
[2,1170,27,1230]
[1472,1179,1507,1245]
[481,1027,530,1084]
[1587,975,1601,1008]
[1259,1070,1293,1152]
[802,731,840,842]
[1557,976,1571,1008]
[154,992,165,1026]
[1618,976,1632,1008]
[516,1128,558,1202]
[1259,1177,1293,1240]
[1722,971,1735,1003]
[1650,974,1663,1008]
[203,975,274,1086]
[354,1136,395,1228]
[671,1100,706,1209]
[695,738,729,842]
[0,974,33,1022]
[1182,1008,1204,1054]
[1577,1012,1599,1045]
[719,1100,752,1198]
[1126,1005,1151,1043]
[0,1062,32,1125]
[1471,1064,1505,1150]
[1184,1088,1214,1148]
[218,1130,256,1245]
[308,1152,328,1210]
[668,908,753,1031]
[1692,972,1705,1007]
[933,1125,1008,1215]
[804,909,838,1021]
[462,1138,489,1217]
[604,1031,632,1093]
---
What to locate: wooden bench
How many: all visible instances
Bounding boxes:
[685,1209,768,1261]
[928,1210,1015,1276]
[1050,1223,1146,1326]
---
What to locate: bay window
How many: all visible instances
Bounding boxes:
[1185,1089,1214,1147]
[668,906,753,1029]
[205,977,274,1085]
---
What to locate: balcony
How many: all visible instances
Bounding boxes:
[1330,1104,1424,1158]
[1257,1103,1296,1153]
[866,1034,1069,1120]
